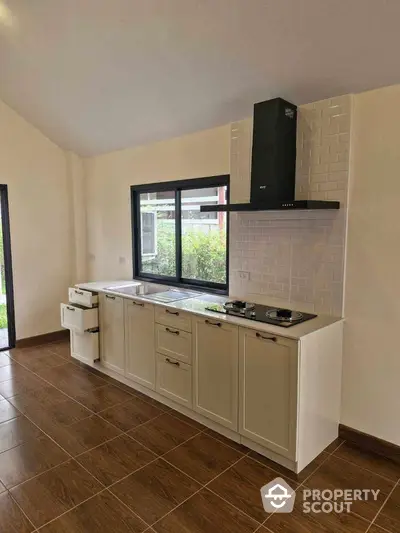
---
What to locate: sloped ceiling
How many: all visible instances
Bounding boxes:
[1,0,400,156]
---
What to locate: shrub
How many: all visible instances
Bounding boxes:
[142,223,226,283]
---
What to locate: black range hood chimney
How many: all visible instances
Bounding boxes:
[201,97,340,213]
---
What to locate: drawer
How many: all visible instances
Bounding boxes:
[156,353,192,408]
[68,287,98,307]
[71,330,99,365]
[155,306,192,333]
[61,303,98,332]
[155,324,192,364]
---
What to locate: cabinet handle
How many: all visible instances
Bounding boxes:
[105,295,115,300]
[205,319,221,327]
[74,290,84,295]
[166,309,179,316]
[256,332,277,342]
[166,327,179,336]
[132,301,144,307]
[165,358,180,367]
[67,306,76,312]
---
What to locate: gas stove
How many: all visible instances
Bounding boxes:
[205,300,317,328]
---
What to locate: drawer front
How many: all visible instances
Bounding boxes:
[156,353,192,408]
[155,324,192,364]
[68,287,98,307]
[155,306,192,333]
[61,303,98,332]
[71,330,99,365]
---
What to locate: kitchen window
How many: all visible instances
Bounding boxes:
[131,175,229,292]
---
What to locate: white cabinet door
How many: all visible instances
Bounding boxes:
[156,353,192,408]
[193,317,239,431]
[124,299,156,390]
[239,327,298,459]
[99,293,125,375]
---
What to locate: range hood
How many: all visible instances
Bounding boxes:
[201,97,339,213]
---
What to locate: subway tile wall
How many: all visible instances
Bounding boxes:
[229,95,352,316]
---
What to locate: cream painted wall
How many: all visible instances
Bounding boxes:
[342,85,400,445]
[85,125,230,280]
[0,99,72,339]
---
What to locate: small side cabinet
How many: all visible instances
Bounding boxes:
[99,293,125,375]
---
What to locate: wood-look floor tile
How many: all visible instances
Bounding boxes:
[153,488,259,533]
[10,348,66,372]
[0,373,44,398]
[333,441,400,482]
[77,434,156,486]
[39,490,148,533]
[0,416,42,453]
[249,449,329,483]
[39,414,121,456]
[163,432,243,484]
[0,397,21,423]
[368,525,394,533]
[13,397,91,428]
[38,363,107,396]
[111,458,201,524]
[375,485,400,532]
[209,455,299,523]
[128,413,200,455]
[305,454,395,521]
[0,433,68,488]
[204,428,249,453]
[0,353,12,368]
[11,459,103,528]
[46,342,71,360]
[0,364,31,383]
[167,410,206,431]
[73,384,133,412]
[0,492,34,533]
[264,493,371,533]
[9,384,68,412]
[323,437,345,454]
[99,397,162,432]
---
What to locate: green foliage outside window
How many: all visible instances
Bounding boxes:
[142,223,226,283]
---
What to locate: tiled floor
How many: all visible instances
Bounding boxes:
[0,341,398,532]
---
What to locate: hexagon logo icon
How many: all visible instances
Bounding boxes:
[260,477,296,513]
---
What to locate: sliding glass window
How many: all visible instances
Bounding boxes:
[132,175,229,292]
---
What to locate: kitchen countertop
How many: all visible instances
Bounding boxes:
[76,280,343,340]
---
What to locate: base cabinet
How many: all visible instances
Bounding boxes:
[193,317,239,431]
[156,353,192,408]
[124,300,156,390]
[99,294,125,374]
[239,327,298,459]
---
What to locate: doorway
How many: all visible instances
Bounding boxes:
[0,185,15,350]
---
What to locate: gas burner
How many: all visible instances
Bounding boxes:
[266,308,303,322]
[224,300,255,312]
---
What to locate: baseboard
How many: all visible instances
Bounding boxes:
[339,424,400,465]
[16,329,69,349]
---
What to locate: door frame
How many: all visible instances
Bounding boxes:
[0,185,16,350]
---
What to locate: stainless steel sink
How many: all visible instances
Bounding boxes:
[142,288,200,303]
[104,282,199,302]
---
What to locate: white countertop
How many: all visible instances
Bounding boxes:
[76,280,343,340]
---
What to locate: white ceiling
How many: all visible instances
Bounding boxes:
[1,0,400,156]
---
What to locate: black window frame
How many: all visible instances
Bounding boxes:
[131,175,230,294]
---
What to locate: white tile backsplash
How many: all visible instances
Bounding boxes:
[229,95,352,317]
